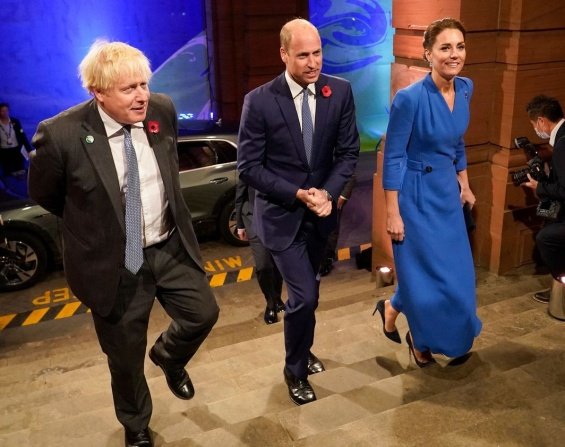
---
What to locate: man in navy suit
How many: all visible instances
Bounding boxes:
[237,18,359,405]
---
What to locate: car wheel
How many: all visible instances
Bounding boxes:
[0,229,48,292]
[219,200,249,247]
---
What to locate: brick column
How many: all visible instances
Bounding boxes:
[208,0,308,127]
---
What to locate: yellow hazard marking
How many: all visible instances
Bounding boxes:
[223,256,242,269]
[203,256,243,272]
[0,314,16,330]
[337,247,350,261]
[209,273,227,288]
[237,267,254,282]
[22,308,50,326]
[55,301,82,319]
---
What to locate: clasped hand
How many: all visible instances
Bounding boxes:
[297,188,332,217]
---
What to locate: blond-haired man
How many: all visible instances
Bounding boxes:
[29,41,219,447]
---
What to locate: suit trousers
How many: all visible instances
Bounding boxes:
[270,216,327,379]
[91,230,219,432]
[242,213,283,305]
[536,220,565,280]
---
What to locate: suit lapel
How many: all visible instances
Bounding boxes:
[81,101,125,232]
[143,104,179,218]
[312,75,330,167]
[273,74,310,168]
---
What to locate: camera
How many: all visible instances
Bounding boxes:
[512,136,561,220]
[511,137,547,186]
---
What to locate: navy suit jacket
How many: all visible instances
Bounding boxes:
[237,72,359,251]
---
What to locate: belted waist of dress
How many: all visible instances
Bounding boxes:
[406,158,457,173]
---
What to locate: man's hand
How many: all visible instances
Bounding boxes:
[337,195,347,210]
[307,188,332,217]
[523,173,539,192]
[237,228,248,241]
[296,188,332,217]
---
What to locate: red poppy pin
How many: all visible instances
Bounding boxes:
[321,85,332,98]
[148,120,160,134]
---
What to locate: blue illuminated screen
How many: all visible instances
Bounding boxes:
[310,0,393,150]
[0,0,213,136]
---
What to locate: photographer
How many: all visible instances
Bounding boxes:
[523,95,565,302]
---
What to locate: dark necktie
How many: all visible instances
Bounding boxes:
[302,88,314,165]
[123,125,143,274]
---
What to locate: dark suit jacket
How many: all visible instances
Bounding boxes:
[237,73,359,251]
[537,122,565,204]
[235,179,261,239]
[29,94,204,317]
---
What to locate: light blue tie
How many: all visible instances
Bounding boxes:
[302,88,314,165]
[123,125,143,274]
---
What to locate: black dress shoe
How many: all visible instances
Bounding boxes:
[373,299,402,344]
[283,367,316,405]
[125,428,153,447]
[264,307,278,324]
[307,352,325,375]
[149,347,195,400]
[275,299,286,313]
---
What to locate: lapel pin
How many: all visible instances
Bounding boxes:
[85,135,94,144]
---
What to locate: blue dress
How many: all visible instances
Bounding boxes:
[383,74,482,357]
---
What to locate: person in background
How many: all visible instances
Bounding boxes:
[0,103,33,197]
[28,41,218,447]
[237,19,359,405]
[236,178,285,324]
[522,95,565,303]
[319,175,356,276]
[377,18,482,367]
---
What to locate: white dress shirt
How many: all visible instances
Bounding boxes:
[98,105,172,247]
[285,71,316,130]
[0,120,17,148]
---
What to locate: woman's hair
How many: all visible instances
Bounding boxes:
[422,18,466,61]
[526,95,564,122]
[79,40,152,93]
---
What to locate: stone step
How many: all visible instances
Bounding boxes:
[0,268,374,360]
[1,288,561,444]
[0,273,552,401]
[0,270,545,386]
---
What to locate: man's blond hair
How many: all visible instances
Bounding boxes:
[280,18,319,51]
[79,40,152,93]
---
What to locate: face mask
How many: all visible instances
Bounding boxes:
[535,127,550,140]
[535,118,551,139]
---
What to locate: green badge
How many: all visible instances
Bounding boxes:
[85,135,94,144]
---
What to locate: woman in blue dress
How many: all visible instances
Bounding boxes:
[375,18,482,367]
